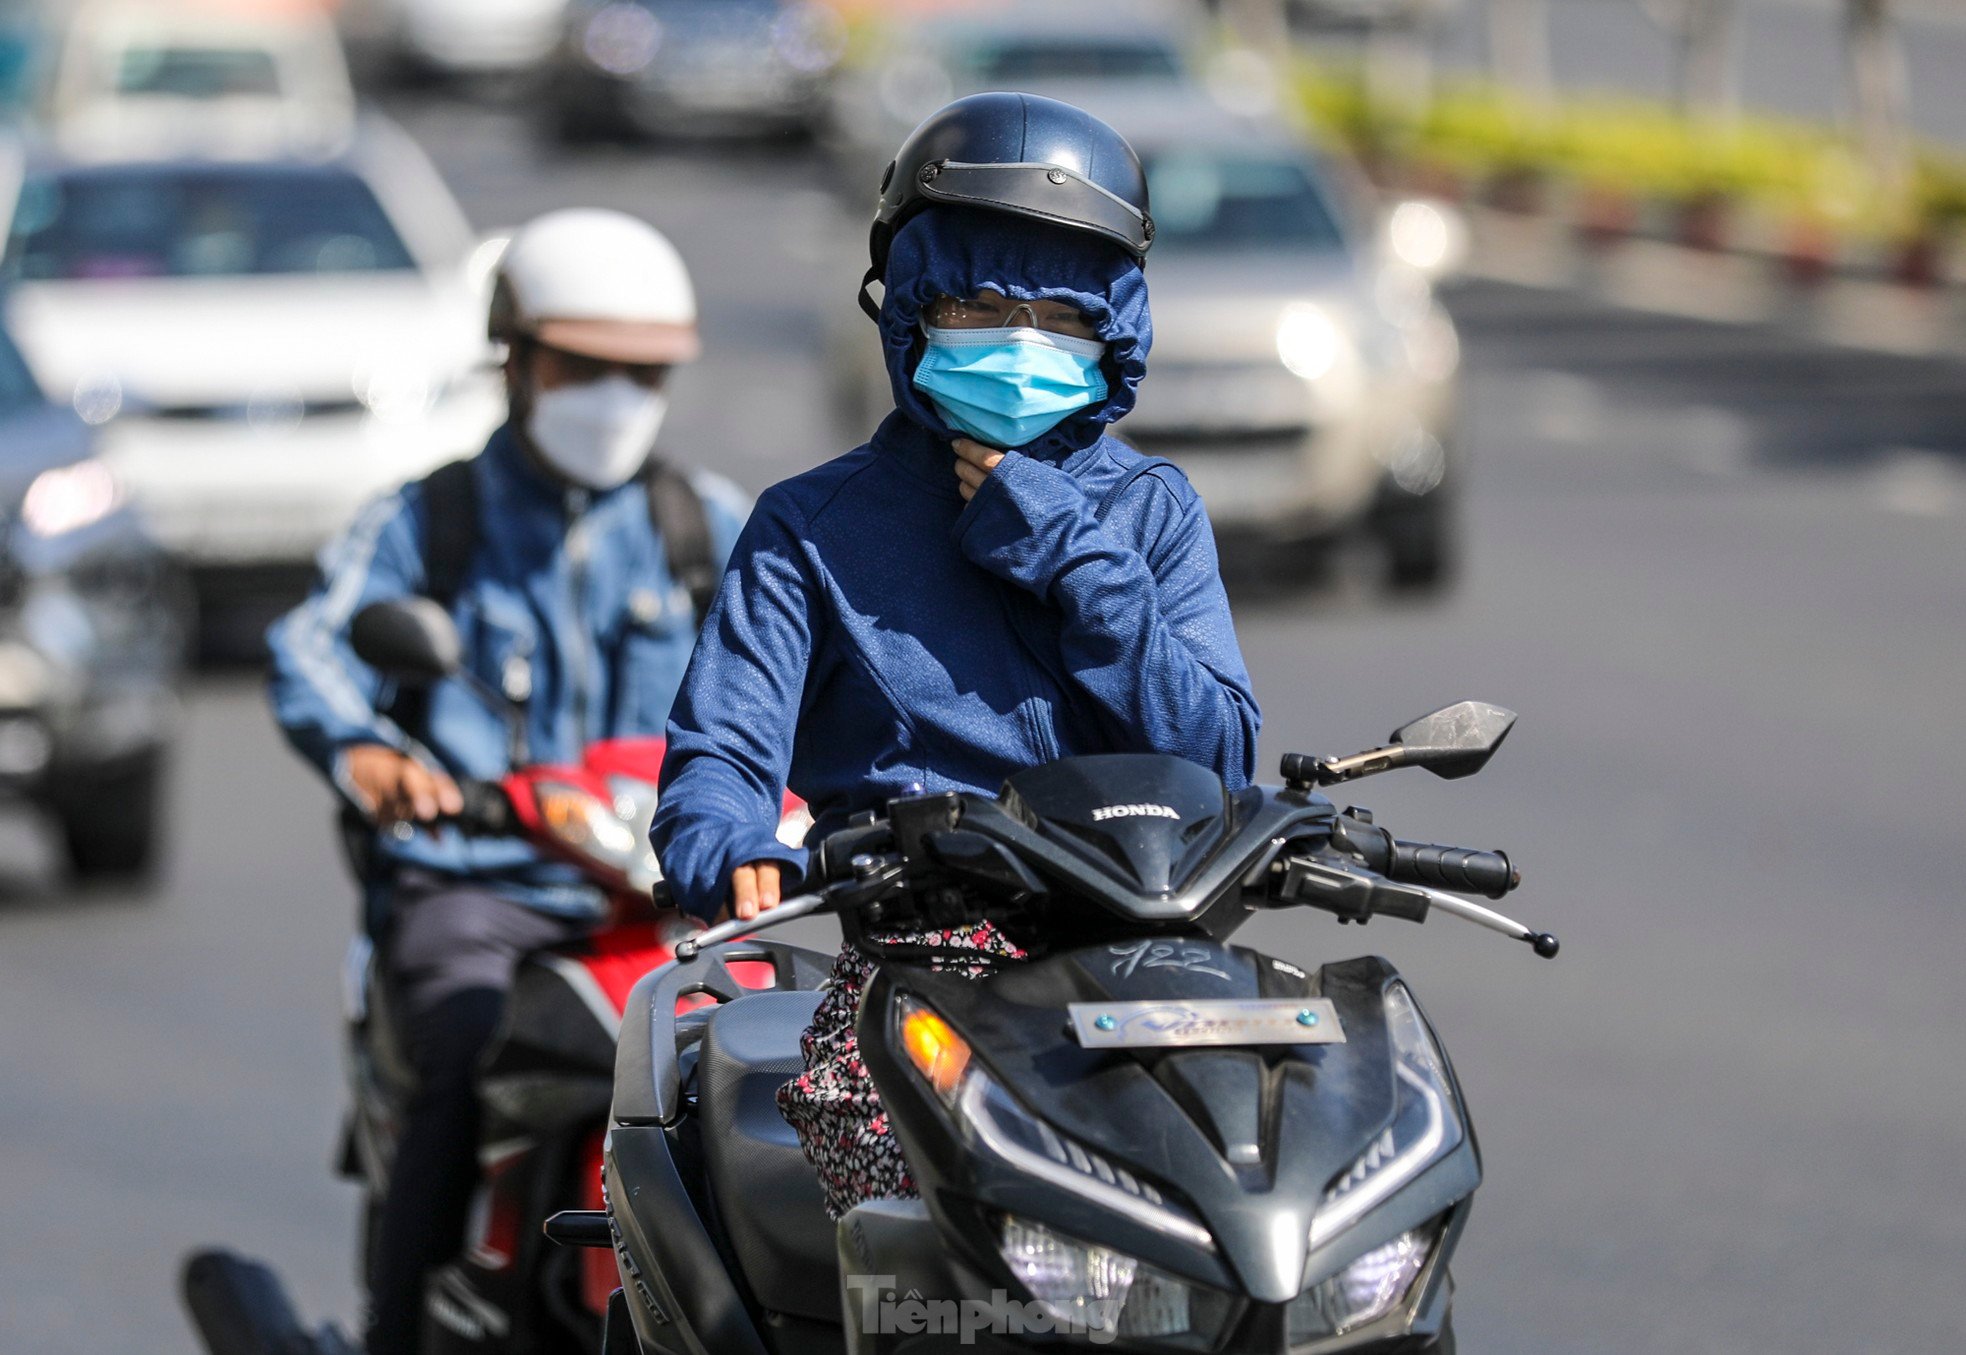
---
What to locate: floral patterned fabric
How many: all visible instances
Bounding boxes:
[776,921,1027,1218]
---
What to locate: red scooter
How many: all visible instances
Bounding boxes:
[183,598,805,1355]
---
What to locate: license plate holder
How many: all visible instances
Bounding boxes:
[1068,998,1344,1049]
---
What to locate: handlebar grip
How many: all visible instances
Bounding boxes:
[453,780,514,837]
[1388,842,1518,899]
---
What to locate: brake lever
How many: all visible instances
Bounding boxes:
[672,853,909,962]
[1273,853,1559,958]
[1410,883,1561,957]
[673,889,835,962]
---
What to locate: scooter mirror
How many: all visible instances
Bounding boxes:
[1282,700,1517,788]
[1390,700,1516,779]
[350,598,462,686]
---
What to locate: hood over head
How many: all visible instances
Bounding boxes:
[878,206,1151,460]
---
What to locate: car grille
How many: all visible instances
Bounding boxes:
[147,397,367,422]
[1124,362,1314,446]
[148,397,367,423]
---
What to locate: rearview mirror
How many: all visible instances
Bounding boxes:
[1281,700,1516,788]
[1389,700,1516,779]
[350,598,462,686]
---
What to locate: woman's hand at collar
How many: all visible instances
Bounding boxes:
[952,437,1006,501]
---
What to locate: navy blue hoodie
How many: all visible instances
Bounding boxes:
[652,207,1260,920]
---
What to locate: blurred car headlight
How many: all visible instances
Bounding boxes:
[1385,199,1467,278]
[1310,982,1463,1249]
[894,995,1213,1249]
[1288,1222,1439,1342]
[999,1216,1236,1348]
[583,4,661,76]
[1379,429,1448,496]
[1276,303,1346,383]
[21,460,123,538]
[771,3,847,74]
[355,366,439,424]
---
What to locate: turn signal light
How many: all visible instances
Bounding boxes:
[900,1001,971,1103]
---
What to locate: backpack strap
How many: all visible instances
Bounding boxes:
[1094,455,1179,521]
[371,457,479,777]
[643,458,720,623]
[417,457,481,608]
[416,451,718,624]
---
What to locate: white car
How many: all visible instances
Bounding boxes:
[0,117,504,600]
[1115,100,1464,590]
[43,0,355,158]
[821,0,1204,200]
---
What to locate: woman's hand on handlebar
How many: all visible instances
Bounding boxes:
[723,861,784,923]
[344,744,463,825]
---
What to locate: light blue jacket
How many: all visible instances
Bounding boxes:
[268,425,747,915]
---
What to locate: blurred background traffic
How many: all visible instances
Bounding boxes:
[0,0,1961,1352]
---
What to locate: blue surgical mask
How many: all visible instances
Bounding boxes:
[912,323,1109,450]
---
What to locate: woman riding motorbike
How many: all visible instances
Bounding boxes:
[650,93,1261,1218]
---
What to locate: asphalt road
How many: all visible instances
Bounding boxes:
[3,97,1964,1355]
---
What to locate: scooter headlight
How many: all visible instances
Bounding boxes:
[1309,982,1463,1248]
[894,996,1213,1250]
[1287,1222,1439,1342]
[999,1216,1236,1348]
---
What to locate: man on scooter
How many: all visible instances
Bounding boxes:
[650,93,1260,1218]
[266,208,747,1355]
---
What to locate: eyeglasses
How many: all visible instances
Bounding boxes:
[924,291,1099,340]
[530,343,671,390]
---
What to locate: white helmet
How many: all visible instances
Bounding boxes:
[489,208,700,365]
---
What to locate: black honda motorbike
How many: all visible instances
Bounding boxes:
[556,700,1559,1355]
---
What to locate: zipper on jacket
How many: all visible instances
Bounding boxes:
[565,488,594,749]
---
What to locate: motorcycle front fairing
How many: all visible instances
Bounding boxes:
[856,939,1479,1351]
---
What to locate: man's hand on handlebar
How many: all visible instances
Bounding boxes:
[344,744,464,826]
[724,861,784,923]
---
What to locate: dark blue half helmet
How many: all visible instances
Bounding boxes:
[860,91,1154,319]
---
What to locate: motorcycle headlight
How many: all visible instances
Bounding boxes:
[894,996,1212,1249]
[534,780,643,863]
[1287,1221,1439,1342]
[1309,981,1463,1248]
[999,1216,1236,1348]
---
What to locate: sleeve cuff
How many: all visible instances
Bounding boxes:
[684,839,810,923]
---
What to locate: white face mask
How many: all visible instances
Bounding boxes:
[526,374,668,490]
